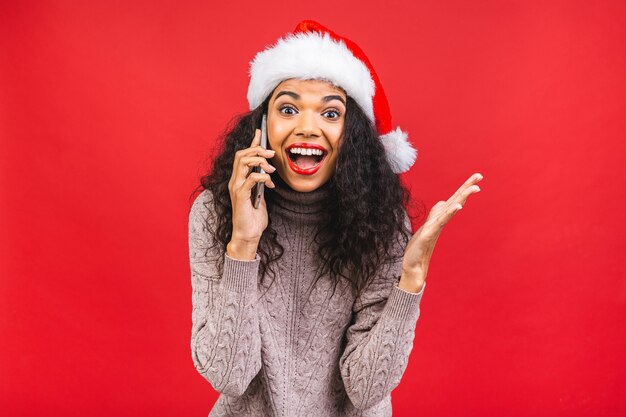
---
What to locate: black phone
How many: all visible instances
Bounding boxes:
[251,114,268,209]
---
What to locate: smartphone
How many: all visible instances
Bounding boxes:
[251,114,268,209]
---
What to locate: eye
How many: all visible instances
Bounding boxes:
[279,105,297,115]
[324,109,341,119]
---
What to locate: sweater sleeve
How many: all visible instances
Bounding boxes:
[189,189,262,397]
[339,211,426,410]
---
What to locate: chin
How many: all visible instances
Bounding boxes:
[283,174,331,193]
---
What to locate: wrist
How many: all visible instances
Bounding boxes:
[398,268,426,293]
[227,239,259,261]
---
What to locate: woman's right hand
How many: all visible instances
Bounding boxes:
[227,128,277,259]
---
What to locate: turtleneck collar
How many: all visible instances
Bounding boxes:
[268,174,332,225]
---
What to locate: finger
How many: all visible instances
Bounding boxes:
[238,172,276,196]
[231,146,275,191]
[423,173,481,239]
[436,204,463,236]
[428,202,463,234]
[446,173,483,205]
[240,156,277,173]
[251,128,261,146]
[237,145,275,160]
[449,182,481,209]
[447,173,482,203]
[423,200,461,230]
[425,201,447,222]
[234,156,276,191]
[456,184,481,207]
[447,173,482,204]
[234,130,260,173]
[232,130,264,178]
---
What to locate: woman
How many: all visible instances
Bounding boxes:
[189,20,482,416]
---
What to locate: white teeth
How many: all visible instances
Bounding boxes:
[289,147,325,155]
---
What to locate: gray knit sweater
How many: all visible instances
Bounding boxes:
[188,180,426,417]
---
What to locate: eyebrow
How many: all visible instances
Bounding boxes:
[274,90,346,106]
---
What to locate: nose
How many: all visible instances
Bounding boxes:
[295,110,321,137]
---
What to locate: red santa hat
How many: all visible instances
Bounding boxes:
[246,20,417,174]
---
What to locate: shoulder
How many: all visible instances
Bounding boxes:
[188,189,219,242]
[188,188,220,252]
[189,189,215,221]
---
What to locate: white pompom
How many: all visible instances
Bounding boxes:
[379,127,418,174]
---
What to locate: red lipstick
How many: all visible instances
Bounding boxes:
[285,142,328,176]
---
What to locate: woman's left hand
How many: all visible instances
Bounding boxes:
[399,173,484,293]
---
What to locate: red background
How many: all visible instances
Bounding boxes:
[1,1,625,416]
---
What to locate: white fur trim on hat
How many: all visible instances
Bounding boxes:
[379,127,418,173]
[247,32,376,122]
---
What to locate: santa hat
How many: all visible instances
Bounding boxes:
[246,20,417,174]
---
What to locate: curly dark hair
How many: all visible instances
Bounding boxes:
[190,91,425,299]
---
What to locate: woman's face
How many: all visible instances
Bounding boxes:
[266,78,346,192]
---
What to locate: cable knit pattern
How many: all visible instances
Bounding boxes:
[189,181,426,417]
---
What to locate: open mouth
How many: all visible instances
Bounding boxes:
[285,144,328,175]
[287,149,326,168]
